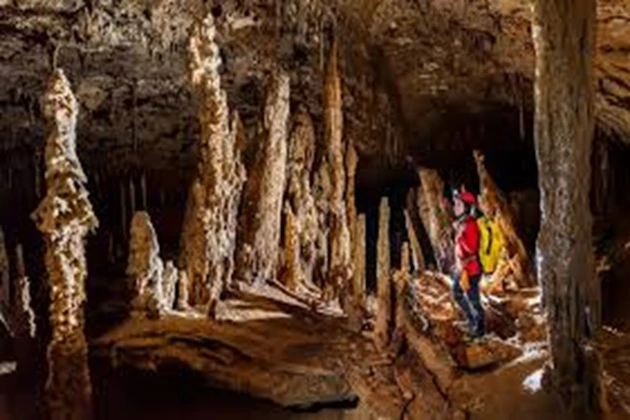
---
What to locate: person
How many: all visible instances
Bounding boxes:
[451,187,485,338]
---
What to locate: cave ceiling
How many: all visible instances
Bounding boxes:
[0,0,629,173]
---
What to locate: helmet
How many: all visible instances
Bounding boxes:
[454,187,476,207]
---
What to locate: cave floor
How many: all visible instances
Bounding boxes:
[3,282,630,419]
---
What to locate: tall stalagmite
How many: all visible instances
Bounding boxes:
[181,14,246,312]
[418,168,454,272]
[32,69,98,420]
[236,73,290,285]
[127,211,164,318]
[375,198,392,348]
[285,107,318,287]
[473,150,532,287]
[324,37,352,304]
[532,0,603,414]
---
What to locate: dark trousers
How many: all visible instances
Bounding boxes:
[451,271,485,336]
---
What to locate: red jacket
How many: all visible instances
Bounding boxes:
[454,216,481,277]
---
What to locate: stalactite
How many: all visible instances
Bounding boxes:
[0,227,9,311]
[417,168,454,273]
[32,69,98,420]
[235,72,290,286]
[374,197,392,348]
[286,107,318,288]
[324,36,352,306]
[473,150,533,288]
[181,14,247,315]
[127,211,164,318]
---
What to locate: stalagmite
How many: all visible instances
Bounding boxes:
[32,69,98,420]
[11,244,36,340]
[418,168,454,273]
[162,261,178,310]
[0,227,8,311]
[285,107,318,288]
[533,0,603,414]
[375,197,392,348]
[404,210,424,273]
[176,269,190,311]
[127,211,164,318]
[345,141,358,245]
[313,157,331,289]
[280,203,301,291]
[406,188,437,269]
[236,72,290,286]
[324,36,352,305]
[181,14,246,314]
[474,150,532,288]
[349,213,366,329]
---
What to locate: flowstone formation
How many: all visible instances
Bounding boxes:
[235,72,290,286]
[180,14,246,313]
[127,211,165,318]
[32,69,98,420]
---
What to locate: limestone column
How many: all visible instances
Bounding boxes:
[532,0,603,414]
[32,69,98,420]
[235,72,290,286]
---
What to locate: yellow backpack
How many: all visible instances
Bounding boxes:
[477,216,504,274]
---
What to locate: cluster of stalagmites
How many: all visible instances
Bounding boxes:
[173,14,359,316]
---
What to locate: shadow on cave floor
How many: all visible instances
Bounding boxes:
[93,368,362,420]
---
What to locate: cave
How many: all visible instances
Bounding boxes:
[1,0,629,419]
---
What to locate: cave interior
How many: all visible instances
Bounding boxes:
[1,0,630,419]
